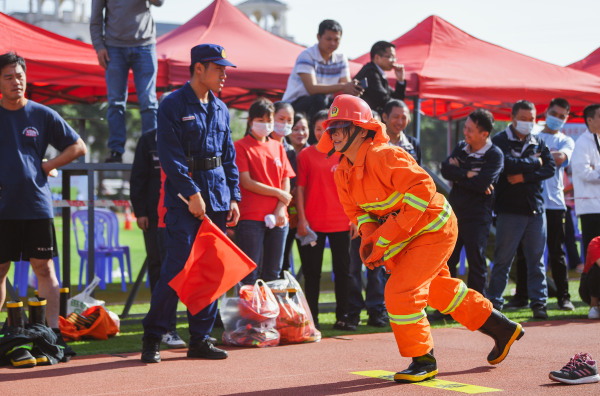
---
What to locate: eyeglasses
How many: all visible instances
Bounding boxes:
[381,54,396,61]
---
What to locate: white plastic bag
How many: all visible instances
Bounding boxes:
[67,276,105,315]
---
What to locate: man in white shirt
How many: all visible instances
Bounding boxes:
[282,19,362,119]
[572,104,600,260]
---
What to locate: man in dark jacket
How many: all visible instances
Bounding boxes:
[441,109,504,294]
[487,100,555,319]
[354,41,406,115]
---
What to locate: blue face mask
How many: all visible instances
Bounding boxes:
[545,114,566,131]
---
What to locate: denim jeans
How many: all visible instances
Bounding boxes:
[488,212,548,308]
[105,44,158,153]
[347,237,387,316]
[237,220,289,284]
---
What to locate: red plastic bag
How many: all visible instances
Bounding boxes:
[237,280,280,322]
[267,271,321,344]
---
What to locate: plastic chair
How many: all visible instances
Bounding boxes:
[72,209,131,291]
[99,209,132,288]
[13,256,61,297]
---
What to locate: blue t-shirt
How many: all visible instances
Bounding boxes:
[0,100,79,219]
[534,130,575,210]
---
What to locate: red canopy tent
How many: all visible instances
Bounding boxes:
[0,12,107,105]
[156,0,361,109]
[353,15,600,122]
[569,47,600,76]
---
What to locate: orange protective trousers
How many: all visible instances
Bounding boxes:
[384,212,493,357]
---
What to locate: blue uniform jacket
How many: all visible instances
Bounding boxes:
[441,141,504,221]
[492,126,555,216]
[157,83,241,212]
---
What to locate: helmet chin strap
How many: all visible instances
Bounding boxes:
[338,125,362,153]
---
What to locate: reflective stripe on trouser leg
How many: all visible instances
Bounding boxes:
[383,216,459,357]
[428,264,493,331]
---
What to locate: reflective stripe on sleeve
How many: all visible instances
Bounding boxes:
[357,213,379,229]
[402,193,428,212]
[360,192,404,212]
[382,199,452,261]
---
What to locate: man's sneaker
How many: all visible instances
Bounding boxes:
[141,337,161,363]
[549,352,600,384]
[7,345,36,368]
[105,151,123,163]
[333,320,357,331]
[368,311,390,327]
[588,306,600,319]
[504,298,528,309]
[532,304,548,320]
[187,339,228,360]
[394,350,437,383]
[162,331,187,348]
[558,298,575,311]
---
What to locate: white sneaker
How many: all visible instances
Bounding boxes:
[588,306,600,320]
[162,331,187,348]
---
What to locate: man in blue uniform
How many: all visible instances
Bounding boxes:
[0,52,86,356]
[441,109,504,294]
[141,44,241,363]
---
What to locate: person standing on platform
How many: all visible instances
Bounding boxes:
[0,52,86,361]
[90,0,164,162]
[141,44,240,363]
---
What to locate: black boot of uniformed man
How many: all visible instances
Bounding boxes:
[478,309,525,365]
[394,349,437,383]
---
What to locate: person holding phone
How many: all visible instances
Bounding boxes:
[354,41,406,115]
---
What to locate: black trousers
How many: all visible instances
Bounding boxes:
[143,218,162,292]
[297,231,351,323]
[447,216,492,294]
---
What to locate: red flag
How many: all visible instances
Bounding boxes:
[169,217,257,315]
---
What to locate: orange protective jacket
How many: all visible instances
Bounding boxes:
[334,138,451,268]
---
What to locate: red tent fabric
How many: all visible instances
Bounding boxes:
[156,0,304,108]
[353,16,600,120]
[569,47,600,76]
[169,216,257,316]
[0,12,107,105]
[156,0,361,109]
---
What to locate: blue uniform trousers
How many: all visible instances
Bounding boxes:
[142,206,227,344]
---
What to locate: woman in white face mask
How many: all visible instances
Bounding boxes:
[271,101,294,145]
[234,98,296,285]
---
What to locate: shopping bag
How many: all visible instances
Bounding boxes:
[221,280,281,347]
[67,276,104,315]
[267,271,321,344]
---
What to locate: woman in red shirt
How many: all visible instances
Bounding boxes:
[295,110,354,330]
[234,98,296,283]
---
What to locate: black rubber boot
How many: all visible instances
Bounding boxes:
[6,300,27,328]
[394,349,437,383]
[478,308,525,365]
[5,301,36,368]
[28,297,51,365]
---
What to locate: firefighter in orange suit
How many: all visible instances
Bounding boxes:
[317,95,525,383]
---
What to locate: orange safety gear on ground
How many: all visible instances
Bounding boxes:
[330,116,493,358]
